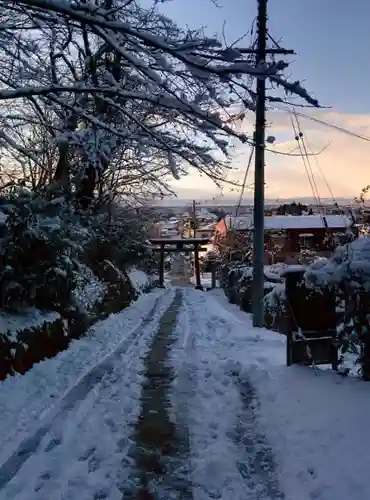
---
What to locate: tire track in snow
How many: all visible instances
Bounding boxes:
[128,288,194,500]
[0,289,173,493]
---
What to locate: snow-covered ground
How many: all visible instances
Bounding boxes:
[171,288,285,499]
[190,272,217,288]
[0,288,173,498]
[184,289,370,500]
[1,284,370,499]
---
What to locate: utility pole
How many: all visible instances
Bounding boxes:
[252,0,267,327]
[251,0,293,326]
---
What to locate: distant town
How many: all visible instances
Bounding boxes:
[149,200,370,265]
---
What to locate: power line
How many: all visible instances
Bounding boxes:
[289,113,322,211]
[286,109,370,143]
[304,135,337,206]
[235,145,254,216]
[293,112,323,208]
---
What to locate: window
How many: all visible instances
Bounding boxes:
[299,233,315,249]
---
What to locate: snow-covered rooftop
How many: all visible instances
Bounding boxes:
[160,220,178,228]
[225,214,352,231]
[264,215,352,230]
[225,215,252,230]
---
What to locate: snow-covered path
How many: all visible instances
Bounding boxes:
[0,286,283,499]
[0,287,283,500]
[171,287,283,500]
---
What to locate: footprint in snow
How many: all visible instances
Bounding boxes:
[44,436,62,452]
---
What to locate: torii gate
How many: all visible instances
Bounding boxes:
[149,237,209,289]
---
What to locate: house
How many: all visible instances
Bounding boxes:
[182,208,217,239]
[213,215,252,244]
[149,219,181,239]
[214,214,356,263]
[182,222,215,239]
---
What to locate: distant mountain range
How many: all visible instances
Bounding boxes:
[152,195,356,207]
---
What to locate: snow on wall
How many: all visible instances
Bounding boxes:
[0,310,60,341]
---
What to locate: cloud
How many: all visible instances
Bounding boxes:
[169,109,370,202]
[237,109,370,199]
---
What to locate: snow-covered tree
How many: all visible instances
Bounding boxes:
[0,0,318,205]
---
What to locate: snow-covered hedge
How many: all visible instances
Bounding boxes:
[0,188,158,379]
[264,283,290,333]
[72,265,107,313]
[304,238,370,379]
[221,262,278,314]
[305,237,370,292]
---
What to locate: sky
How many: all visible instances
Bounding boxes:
[150,0,370,202]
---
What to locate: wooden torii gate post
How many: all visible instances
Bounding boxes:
[149,238,209,289]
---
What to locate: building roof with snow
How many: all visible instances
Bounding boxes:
[224,215,252,230]
[224,214,353,231]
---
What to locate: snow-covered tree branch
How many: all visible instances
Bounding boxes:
[0,0,319,205]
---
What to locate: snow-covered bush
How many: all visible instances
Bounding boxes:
[85,209,150,272]
[221,262,277,313]
[0,188,83,313]
[298,248,319,265]
[200,248,222,273]
[0,186,153,316]
[264,283,289,333]
[128,268,155,295]
[72,265,106,313]
[221,262,247,304]
[305,237,370,379]
[305,238,370,292]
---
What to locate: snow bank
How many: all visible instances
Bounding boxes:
[252,366,370,500]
